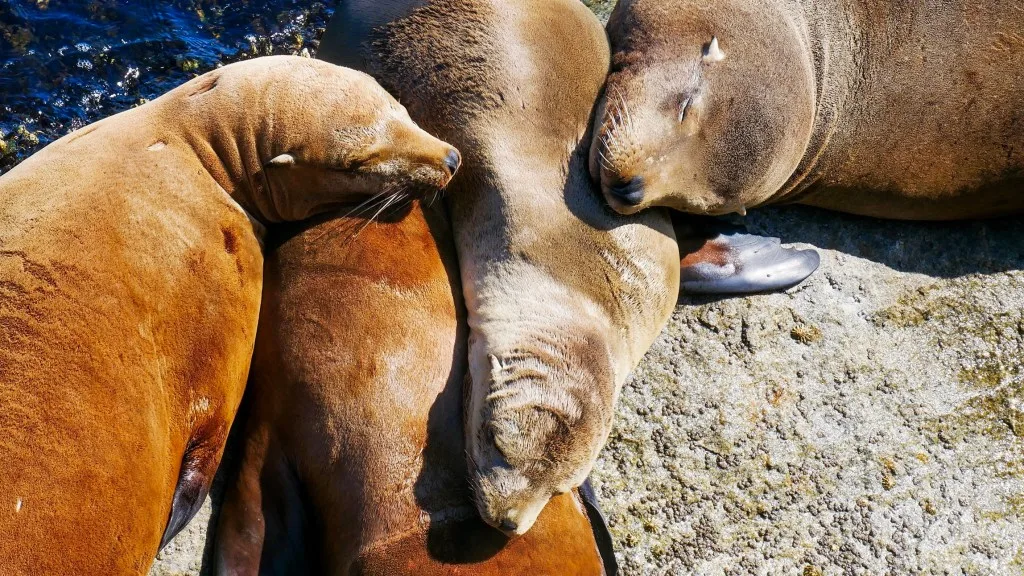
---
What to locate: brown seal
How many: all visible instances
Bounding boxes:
[0,56,457,575]
[592,0,1024,220]
[213,202,617,575]
[320,0,679,536]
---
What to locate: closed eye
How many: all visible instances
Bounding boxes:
[678,97,692,123]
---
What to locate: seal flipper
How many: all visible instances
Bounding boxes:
[579,479,618,576]
[676,218,820,295]
[160,443,216,549]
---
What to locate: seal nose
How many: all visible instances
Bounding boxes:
[443,148,462,176]
[606,175,645,206]
[498,519,519,536]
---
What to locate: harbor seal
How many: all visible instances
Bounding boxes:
[0,56,457,574]
[591,0,1024,220]
[213,203,616,575]
[320,0,679,537]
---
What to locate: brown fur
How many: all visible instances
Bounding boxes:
[213,203,610,575]
[594,0,1024,220]
[0,56,456,575]
[319,0,680,535]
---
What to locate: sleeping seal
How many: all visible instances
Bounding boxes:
[213,203,616,575]
[592,0,1024,220]
[320,0,679,537]
[0,56,457,574]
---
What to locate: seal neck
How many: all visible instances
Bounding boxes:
[171,99,278,239]
[771,0,851,204]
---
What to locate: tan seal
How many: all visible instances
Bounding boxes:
[0,55,457,575]
[592,0,1024,220]
[213,203,617,574]
[320,0,679,536]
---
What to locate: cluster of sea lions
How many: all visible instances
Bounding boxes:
[0,57,459,574]
[1,0,1021,574]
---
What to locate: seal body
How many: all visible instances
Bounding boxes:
[593,0,1024,220]
[320,0,680,536]
[0,56,457,574]
[213,204,614,575]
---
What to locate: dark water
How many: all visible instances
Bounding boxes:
[0,0,335,173]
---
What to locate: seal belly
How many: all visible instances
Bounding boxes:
[0,145,262,573]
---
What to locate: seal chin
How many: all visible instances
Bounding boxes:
[469,464,550,538]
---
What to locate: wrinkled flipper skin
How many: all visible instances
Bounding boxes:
[160,464,211,549]
[675,216,820,295]
[578,479,618,576]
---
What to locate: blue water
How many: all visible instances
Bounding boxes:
[0,0,335,172]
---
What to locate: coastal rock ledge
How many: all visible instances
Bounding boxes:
[153,206,1024,575]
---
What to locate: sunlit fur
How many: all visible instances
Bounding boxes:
[320,0,679,536]
[590,0,816,217]
[0,56,456,574]
[593,0,1024,220]
[213,203,612,575]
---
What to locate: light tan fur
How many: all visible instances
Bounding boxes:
[0,56,456,574]
[320,0,679,536]
[593,0,1024,220]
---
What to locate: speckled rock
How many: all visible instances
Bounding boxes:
[592,206,1024,575]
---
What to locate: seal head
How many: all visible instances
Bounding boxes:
[590,0,816,216]
[172,56,460,224]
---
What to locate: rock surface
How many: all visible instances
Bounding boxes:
[594,206,1024,575]
[130,0,1023,573]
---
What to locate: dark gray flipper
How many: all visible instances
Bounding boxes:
[579,479,618,576]
[677,221,820,295]
[160,460,211,550]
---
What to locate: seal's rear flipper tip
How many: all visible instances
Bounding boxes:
[680,230,821,295]
[159,447,216,550]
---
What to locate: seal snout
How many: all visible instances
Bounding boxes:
[605,175,646,207]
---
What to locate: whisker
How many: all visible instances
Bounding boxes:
[354,193,400,237]
[614,85,635,138]
[309,184,403,247]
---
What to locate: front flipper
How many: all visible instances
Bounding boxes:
[578,479,618,576]
[160,438,219,549]
[676,219,820,295]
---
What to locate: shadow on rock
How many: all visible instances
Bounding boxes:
[743,205,1024,279]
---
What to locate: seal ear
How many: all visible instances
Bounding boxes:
[678,97,692,124]
[266,153,296,167]
[703,36,726,63]
[578,478,618,576]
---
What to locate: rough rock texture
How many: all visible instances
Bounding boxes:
[593,206,1024,575]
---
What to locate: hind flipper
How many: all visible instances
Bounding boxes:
[676,218,820,295]
[214,427,314,576]
[578,479,618,576]
[160,432,226,549]
[213,428,271,576]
